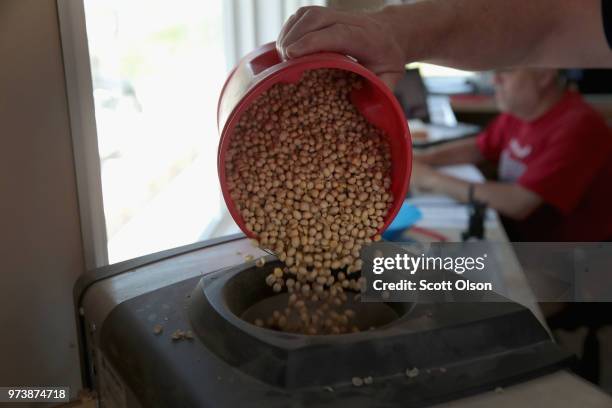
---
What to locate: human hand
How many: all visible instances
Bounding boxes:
[276,6,406,89]
[410,161,439,192]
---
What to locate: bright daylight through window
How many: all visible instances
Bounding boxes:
[84,0,236,263]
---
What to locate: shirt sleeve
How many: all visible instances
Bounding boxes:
[603,0,612,49]
[476,115,509,163]
[518,115,612,214]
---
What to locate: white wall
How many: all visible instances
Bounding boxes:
[0,0,85,399]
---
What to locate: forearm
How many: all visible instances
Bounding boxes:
[415,138,483,166]
[424,174,540,219]
[376,0,611,69]
[472,182,539,220]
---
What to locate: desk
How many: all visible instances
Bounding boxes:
[406,164,543,322]
[408,164,612,407]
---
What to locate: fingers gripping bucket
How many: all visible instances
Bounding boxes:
[217,42,412,239]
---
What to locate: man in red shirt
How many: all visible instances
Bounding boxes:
[412,68,612,241]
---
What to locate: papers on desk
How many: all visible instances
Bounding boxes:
[439,164,485,183]
[415,205,497,229]
[407,164,496,231]
[409,164,485,207]
[409,119,480,146]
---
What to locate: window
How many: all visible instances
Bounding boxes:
[68,0,325,265]
[83,0,233,263]
[410,63,475,78]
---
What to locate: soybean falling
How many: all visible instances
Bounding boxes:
[225,69,393,334]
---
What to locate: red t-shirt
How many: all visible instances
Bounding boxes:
[477,91,612,241]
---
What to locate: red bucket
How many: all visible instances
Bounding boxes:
[217,42,412,239]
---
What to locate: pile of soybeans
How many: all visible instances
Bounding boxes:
[225,69,393,334]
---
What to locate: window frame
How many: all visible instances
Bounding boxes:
[57,0,109,269]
